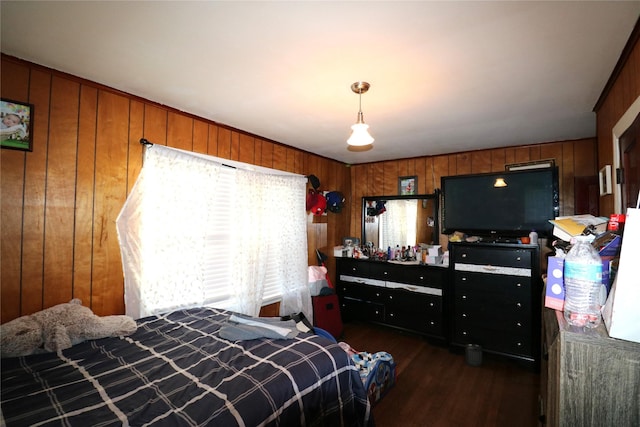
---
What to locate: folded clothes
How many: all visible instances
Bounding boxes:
[218,314,300,341]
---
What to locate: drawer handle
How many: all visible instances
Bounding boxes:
[516,322,522,327]
[390,313,394,317]
[516,302,522,308]
[376,293,380,297]
[429,302,434,307]
[462,313,467,317]
[462,295,467,299]
[516,256,522,261]
[430,321,435,325]
[462,277,467,281]
[516,342,522,347]
[384,271,388,275]
[516,283,522,287]
[389,295,393,299]
[462,253,467,258]
[462,331,468,335]
[419,276,424,280]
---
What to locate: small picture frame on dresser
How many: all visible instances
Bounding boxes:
[398,176,417,195]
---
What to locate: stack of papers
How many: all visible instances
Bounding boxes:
[549,215,608,241]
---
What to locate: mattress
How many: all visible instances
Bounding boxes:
[1,307,373,426]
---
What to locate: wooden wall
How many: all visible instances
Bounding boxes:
[595,19,640,215]
[0,52,605,324]
[0,55,350,323]
[349,139,598,249]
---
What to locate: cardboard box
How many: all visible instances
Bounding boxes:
[597,235,619,299]
[427,245,443,256]
[598,235,621,257]
[546,255,612,311]
[545,256,565,310]
[425,255,443,265]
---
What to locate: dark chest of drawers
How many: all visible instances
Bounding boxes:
[450,242,542,366]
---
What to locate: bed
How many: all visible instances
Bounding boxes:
[1,307,373,426]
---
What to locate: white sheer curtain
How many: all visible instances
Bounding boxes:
[116,146,222,319]
[380,199,418,249]
[229,169,310,318]
[117,145,309,319]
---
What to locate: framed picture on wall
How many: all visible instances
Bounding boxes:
[398,175,417,195]
[1,98,34,152]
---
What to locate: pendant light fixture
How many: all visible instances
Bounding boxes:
[494,178,507,188]
[347,81,374,146]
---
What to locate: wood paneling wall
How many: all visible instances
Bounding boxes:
[0,50,609,324]
[595,20,640,216]
[349,138,598,249]
[0,55,350,323]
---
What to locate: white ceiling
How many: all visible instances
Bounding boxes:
[1,1,639,165]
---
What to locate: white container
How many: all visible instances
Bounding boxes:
[529,230,538,245]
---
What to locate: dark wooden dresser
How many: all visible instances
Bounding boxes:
[336,257,448,340]
[450,242,542,367]
[541,308,640,426]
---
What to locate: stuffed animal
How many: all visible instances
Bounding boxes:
[0,299,137,358]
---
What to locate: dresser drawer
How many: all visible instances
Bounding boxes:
[386,281,442,296]
[368,262,397,281]
[455,287,532,317]
[387,290,442,314]
[337,258,370,276]
[453,246,532,268]
[375,287,443,336]
[455,299,531,329]
[453,325,532,358]
[386,291,443,335]
[389,312,443,336]
[403,266,447,288]
[454,271,531,298]
[341,297,385,322]
[338,281,385,302]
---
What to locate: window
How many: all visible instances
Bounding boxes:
[117,145,309,319]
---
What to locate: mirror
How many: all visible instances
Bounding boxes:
[362,192,439,251]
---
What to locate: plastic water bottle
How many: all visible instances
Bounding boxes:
[528,230,538,245]
[563,236,603,328]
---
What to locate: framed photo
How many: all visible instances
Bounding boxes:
[599,165,612,196]
[1,98,34,152]
[398,175,417,195]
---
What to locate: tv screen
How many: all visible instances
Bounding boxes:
[441,167,559,238]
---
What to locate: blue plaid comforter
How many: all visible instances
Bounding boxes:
[1,307,373,426]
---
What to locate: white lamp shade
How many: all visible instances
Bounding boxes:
[494,178,507,187]
[347,123,374,146]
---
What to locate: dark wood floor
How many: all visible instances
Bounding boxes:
[340,321,541,427]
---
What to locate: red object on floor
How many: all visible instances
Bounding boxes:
[312,294,343,340]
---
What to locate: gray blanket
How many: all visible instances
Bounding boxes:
[219,314,300,340]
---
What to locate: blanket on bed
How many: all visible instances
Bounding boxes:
[1,307,373,427]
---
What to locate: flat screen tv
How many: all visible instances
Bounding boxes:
[441,167,559,239]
